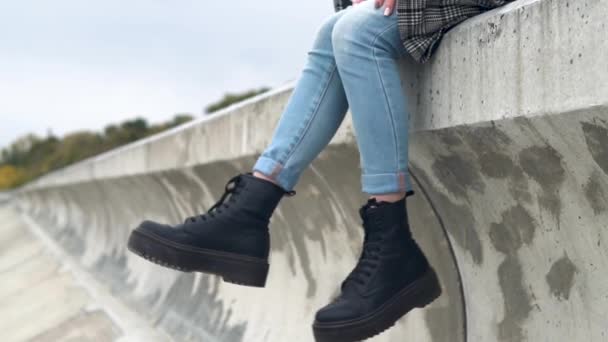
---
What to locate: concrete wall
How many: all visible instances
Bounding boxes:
[12,0,608,341]
[0,192,11,204]
[0,205,120,341]
[0,204,168,342]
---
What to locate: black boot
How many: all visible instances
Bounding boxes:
[127,172,294,287]
[312,196,441,342]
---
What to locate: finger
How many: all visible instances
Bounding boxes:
[383,0,395,15]
[375,0,384,9]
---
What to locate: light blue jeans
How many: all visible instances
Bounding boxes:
[252,1,412,195]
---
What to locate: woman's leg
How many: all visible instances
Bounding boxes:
[254,1,412,203]
[313,4,441,341]
[252,10,350,191]
[332,0,413,201]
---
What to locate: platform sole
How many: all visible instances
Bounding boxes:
[127,229,269,287]
[312,267,442,342]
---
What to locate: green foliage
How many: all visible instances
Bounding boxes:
[0,114,194,190]
[204,87,270,114]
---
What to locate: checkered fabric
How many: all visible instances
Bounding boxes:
[333,0,514,64]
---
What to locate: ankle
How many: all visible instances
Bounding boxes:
[371,192,406,204]
[250,171,297,198]
[252,171,280,186]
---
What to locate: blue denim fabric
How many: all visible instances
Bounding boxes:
[252,1,412,195]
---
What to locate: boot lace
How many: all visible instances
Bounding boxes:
[342,203,385,289]
[185,174,242,223]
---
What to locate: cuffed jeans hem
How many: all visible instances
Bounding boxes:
[361,172,414,195]
[252,156,299,192]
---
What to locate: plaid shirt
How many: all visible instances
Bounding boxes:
[334,0,514,63]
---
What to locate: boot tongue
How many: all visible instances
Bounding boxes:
[342,199,385,294]
[360,197,408,229]
[358,198,389,231]
[359,198,379,220]
[342,198,409,294]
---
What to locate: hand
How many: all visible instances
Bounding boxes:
[353,0,396,16]
[375,0,396,15]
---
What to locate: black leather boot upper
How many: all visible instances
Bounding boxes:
[135,172,293,259]
[315,196,430,323]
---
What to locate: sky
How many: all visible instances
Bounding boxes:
[0,0,334,149]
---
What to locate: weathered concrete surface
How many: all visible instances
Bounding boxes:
[9,0,608,341]
[0,204,169,342]
[410,110,608,342]
[15,150,464,342]
[0,205,117,341]
[0,192,11,204]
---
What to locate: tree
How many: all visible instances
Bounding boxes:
[204,87,270,114]
[0,113,195,189]
[169,114,194,127]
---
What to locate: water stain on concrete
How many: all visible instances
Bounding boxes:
[519,145,566,225]
[479,152,516,179]
[460,126,529,196]
[546,254,578,301]
[158,273,247,342]
[432,154,485,199]
[489,204,536,254]
[519,145,566,188]
[166,273,247,342]
[464,125,513,151]
[538,192,562,223]
[581,121,608,175]
[425,305,461,342]
[583,171,608,214]
[508,166,533,204]
[411,164,483,264]
[435,129,464,147]
[489,204,536,342]
[497,256,533,342]
[429,129,486,199]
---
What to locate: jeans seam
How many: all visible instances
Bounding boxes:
[371,21,403,189]
[279,62,338,168]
